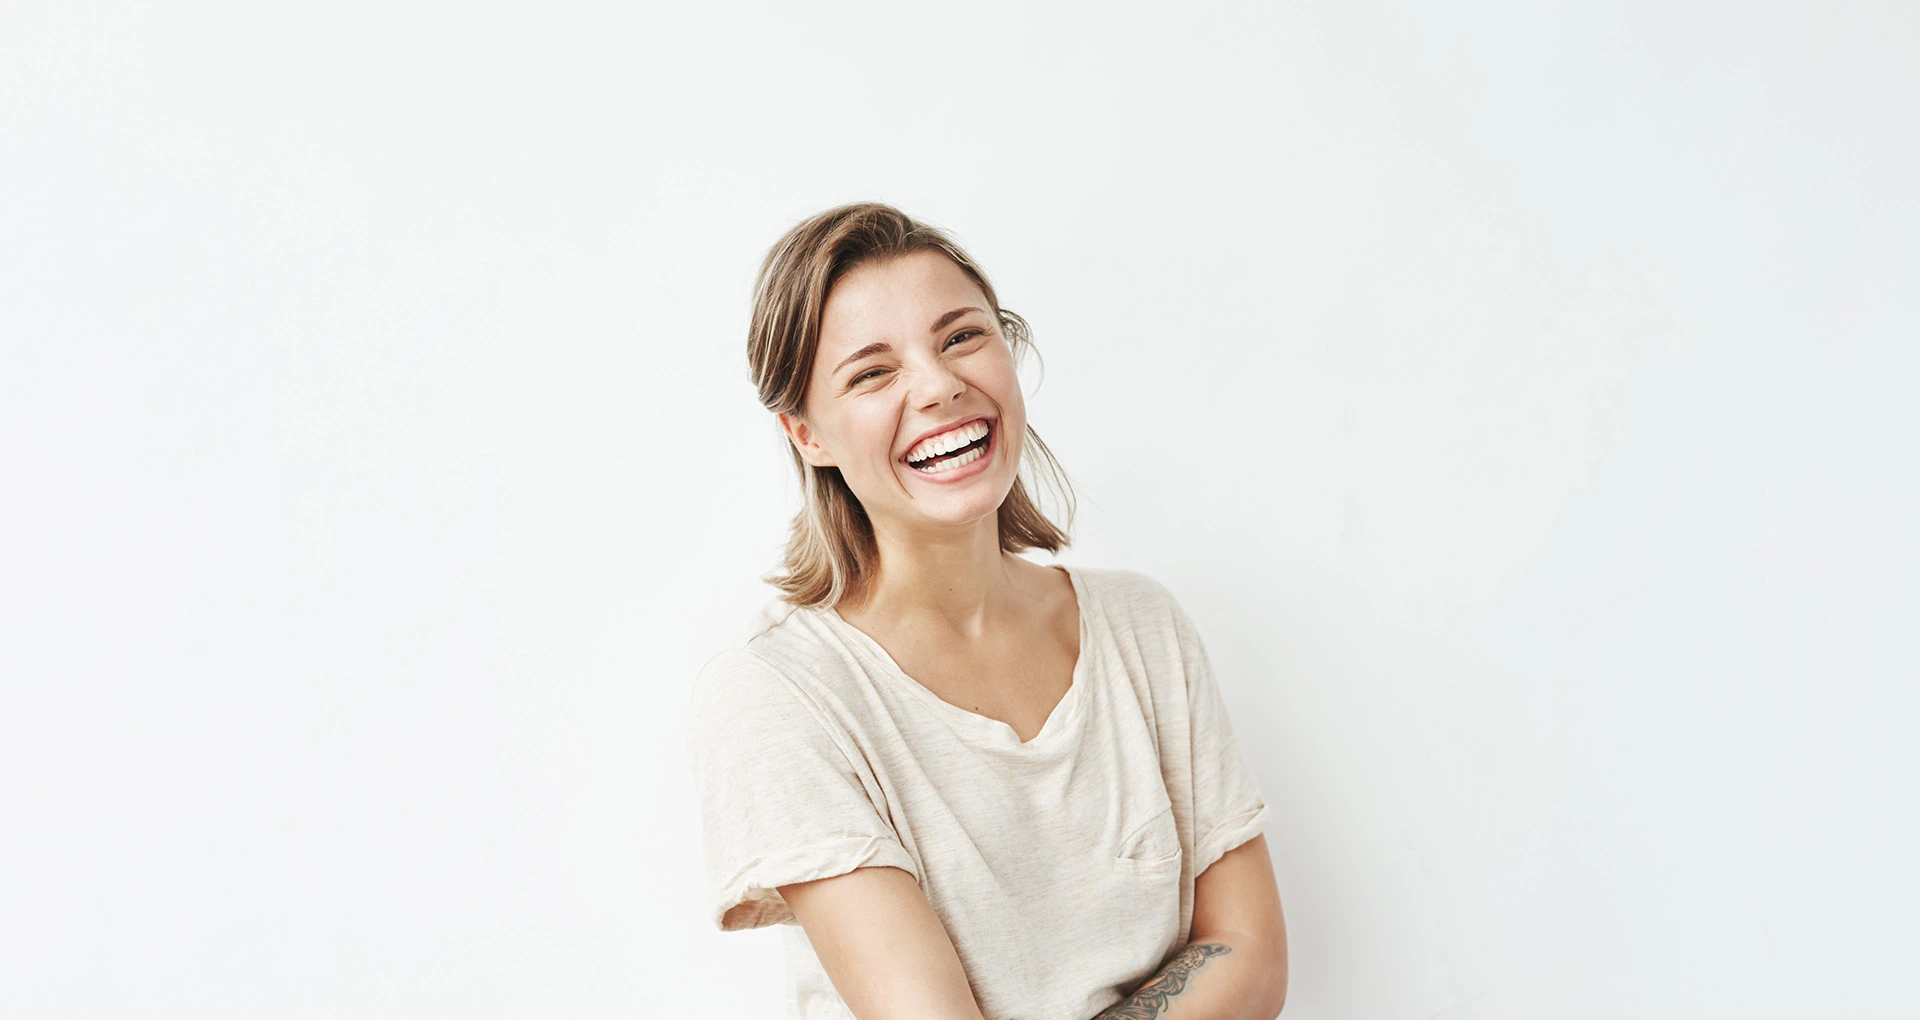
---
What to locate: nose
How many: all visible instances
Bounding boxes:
[906,355,966,410]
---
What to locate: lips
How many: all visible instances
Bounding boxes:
[901,416,998,481]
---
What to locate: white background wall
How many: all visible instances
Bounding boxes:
[4,1,1913,1017]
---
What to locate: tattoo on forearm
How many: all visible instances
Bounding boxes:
[1091,941,1234,1019]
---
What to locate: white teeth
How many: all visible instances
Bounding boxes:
[913,445,986,474]
[906,420,990,463]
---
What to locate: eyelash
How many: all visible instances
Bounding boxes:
[850,329,985,385]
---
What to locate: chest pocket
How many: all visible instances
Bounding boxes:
[1111,800,1183,876]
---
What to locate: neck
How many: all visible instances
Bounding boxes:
[854,514,1015,639]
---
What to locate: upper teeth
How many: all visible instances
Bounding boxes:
[906,420,989,462]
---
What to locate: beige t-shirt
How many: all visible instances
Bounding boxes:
[685,563,1270,1020]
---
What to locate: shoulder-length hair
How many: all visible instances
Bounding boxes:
[745,201,1077,610]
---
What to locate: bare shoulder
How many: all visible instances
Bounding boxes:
[778,866,987,1020]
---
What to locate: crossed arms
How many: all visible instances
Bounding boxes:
[777,834,1288,1020]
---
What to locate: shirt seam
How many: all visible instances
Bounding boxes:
[730,645,913,854]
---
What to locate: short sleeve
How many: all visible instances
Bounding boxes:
[685,647,919,932]
[1166,593,1271,878]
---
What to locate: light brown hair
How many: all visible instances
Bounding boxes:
[746,202,1077,610]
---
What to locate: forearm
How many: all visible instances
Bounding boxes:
[1089,931,1284,1020]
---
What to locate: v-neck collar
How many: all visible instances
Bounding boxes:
[819,562,1092,753]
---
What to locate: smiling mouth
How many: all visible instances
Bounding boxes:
[906,421,993,474]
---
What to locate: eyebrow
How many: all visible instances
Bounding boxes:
[830,306,989,377]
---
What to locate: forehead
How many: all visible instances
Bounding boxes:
[817,250,986,355]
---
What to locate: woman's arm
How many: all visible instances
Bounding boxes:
[779,865,989,1020]
[779,835,1287,1020]
[1092,834,1289,1020]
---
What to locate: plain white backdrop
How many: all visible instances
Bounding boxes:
[3,1,1914,1017]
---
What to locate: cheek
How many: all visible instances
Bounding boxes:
[988,369,1026,424]
[973,345,1022,398]
[845,408,904,464]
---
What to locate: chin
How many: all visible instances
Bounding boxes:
[904,480,1014,530]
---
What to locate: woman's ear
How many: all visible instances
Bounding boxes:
[777,412,837,468]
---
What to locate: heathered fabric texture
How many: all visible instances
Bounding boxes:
[686,564,1270,1020]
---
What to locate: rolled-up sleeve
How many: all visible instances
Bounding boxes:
[686,648,918,931]
[1166,596,1271,878]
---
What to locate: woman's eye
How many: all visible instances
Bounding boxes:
[850,331,983,387]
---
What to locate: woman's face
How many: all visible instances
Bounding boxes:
[780,249,1026,538]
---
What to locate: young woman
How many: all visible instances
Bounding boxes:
[688,202,1288,1020]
